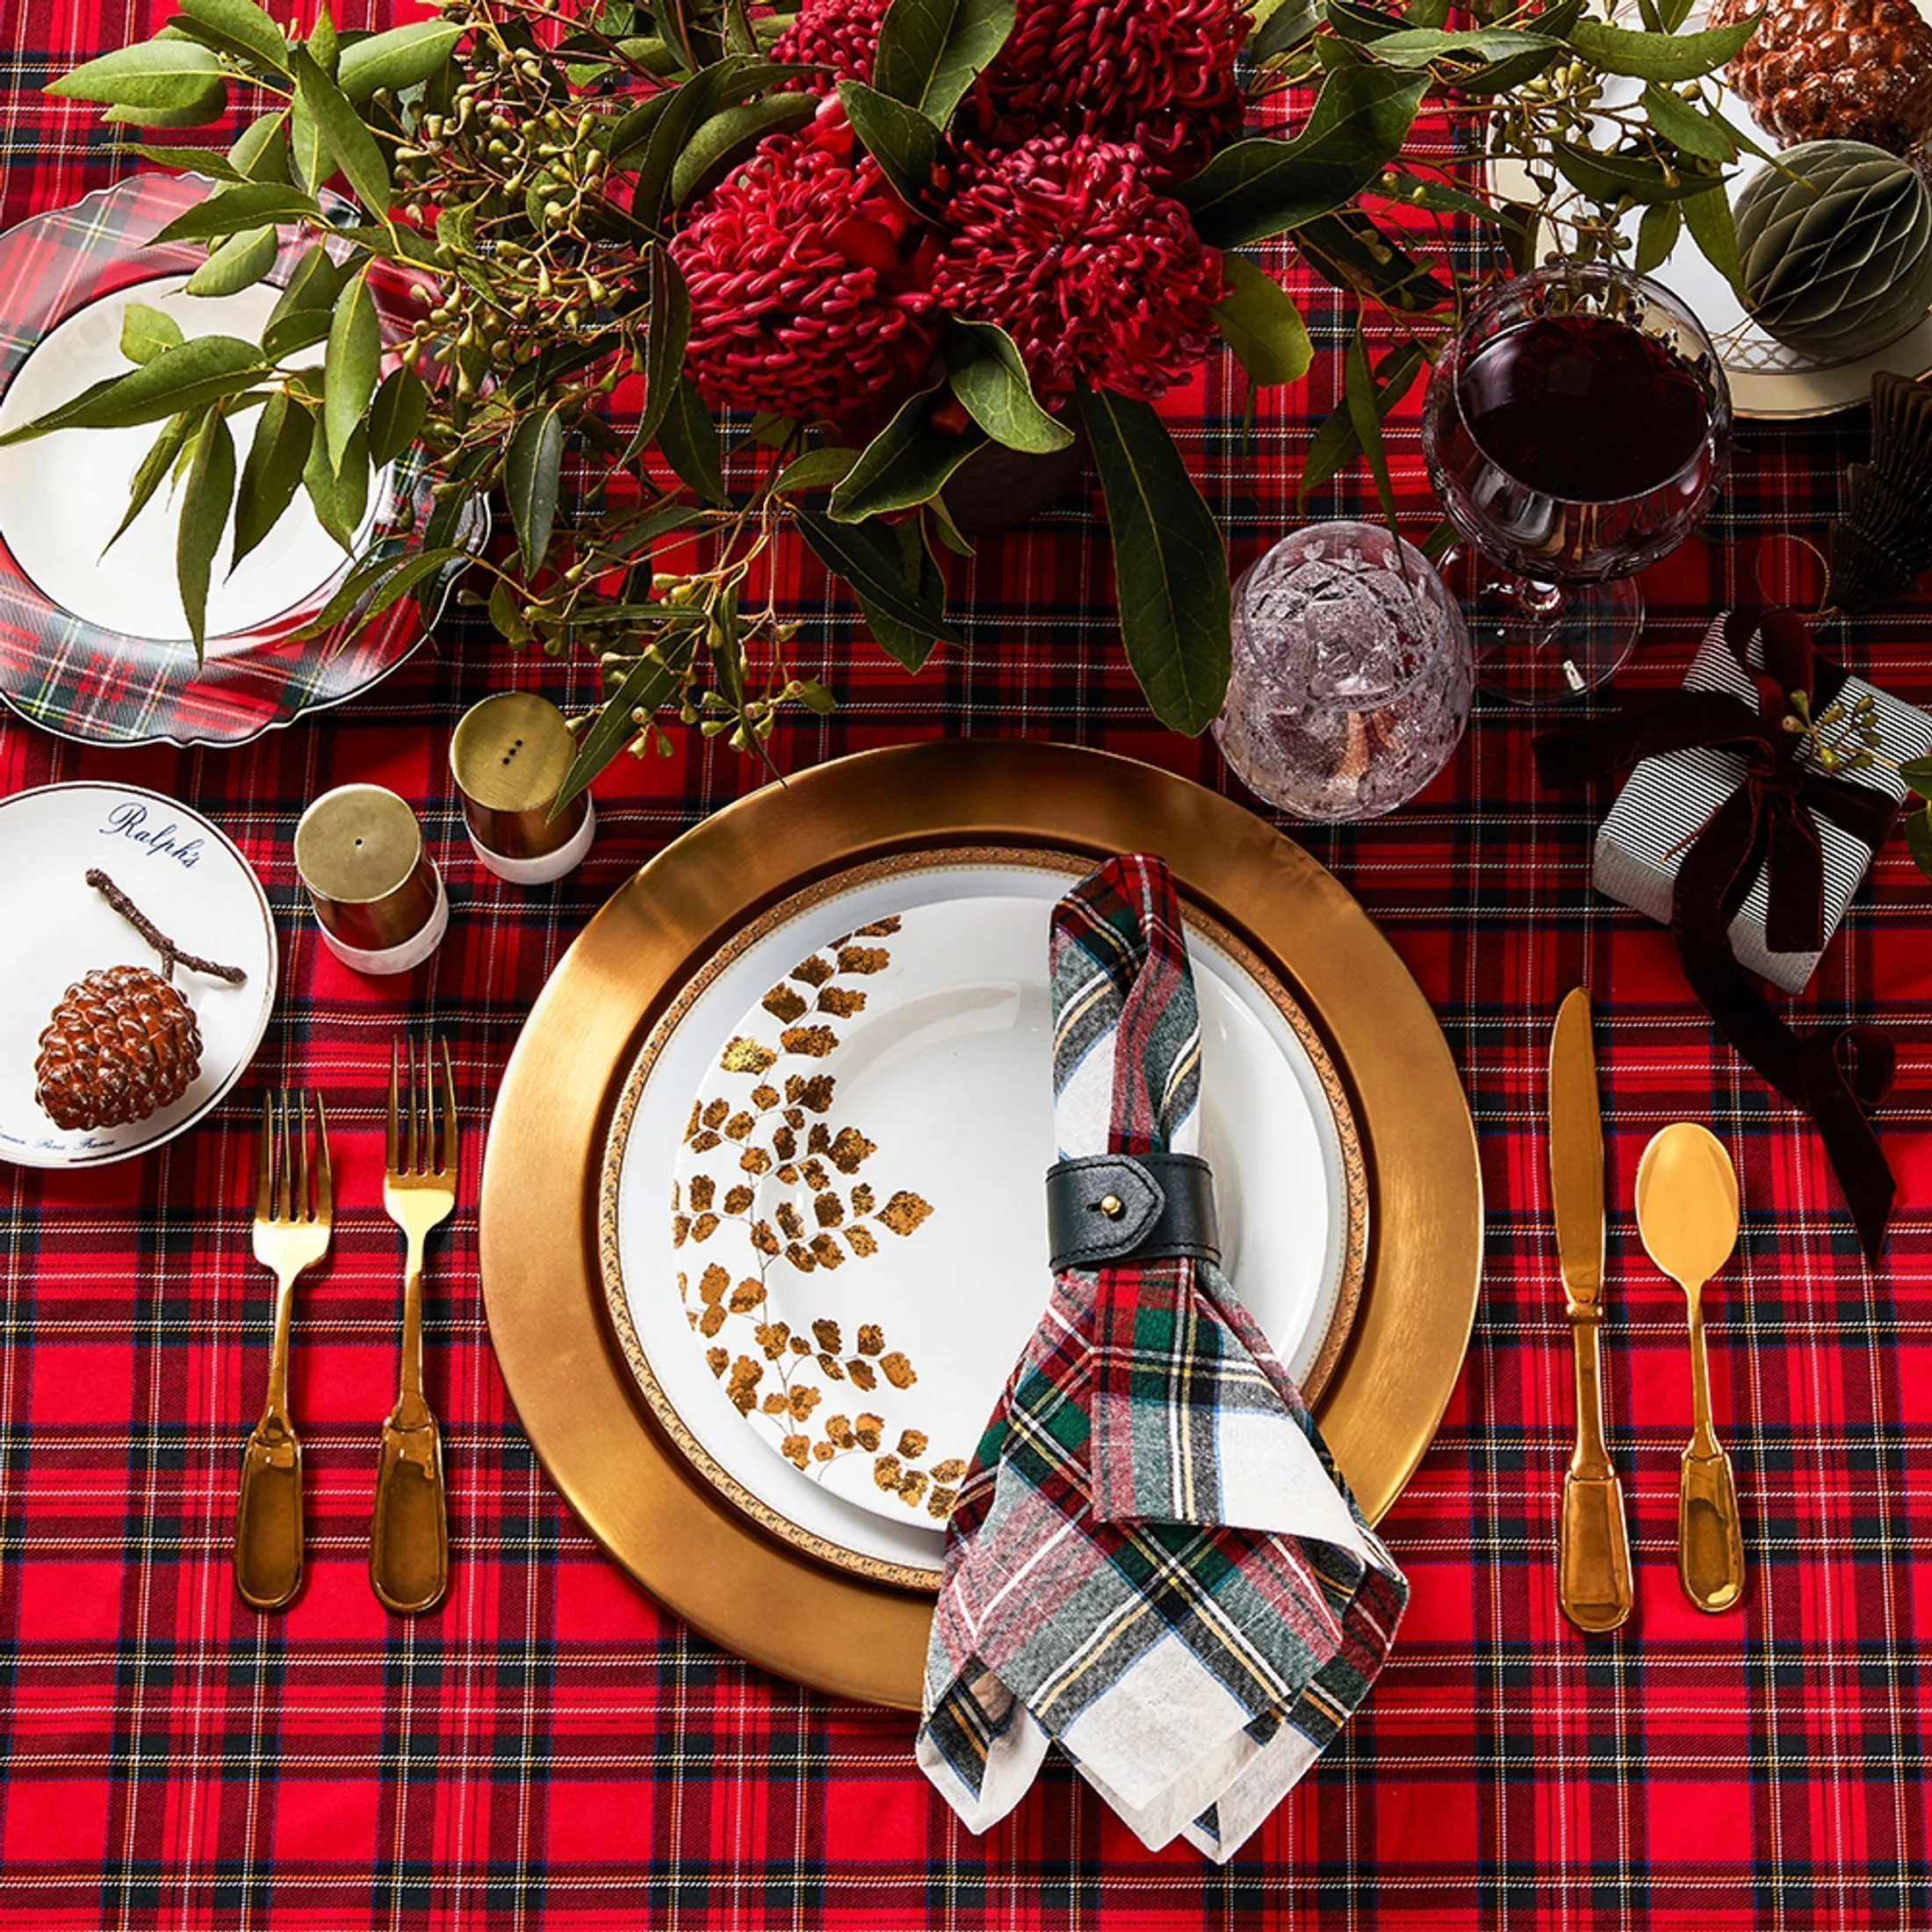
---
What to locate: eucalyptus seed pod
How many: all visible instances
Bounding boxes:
[1734,140,1932,358]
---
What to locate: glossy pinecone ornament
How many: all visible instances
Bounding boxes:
[1828,371,1932,609]
[32,869,246,1131]
[1734,141,1932,360]
[34,965,203,1129]
[1713,0,1932,153]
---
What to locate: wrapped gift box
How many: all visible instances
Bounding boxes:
[1595,616,1932,994]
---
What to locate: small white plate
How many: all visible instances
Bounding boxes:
[1489,0,1932,418]
[602,853,1366,1587]
[0,272,383,645]
[0,782,277,1167]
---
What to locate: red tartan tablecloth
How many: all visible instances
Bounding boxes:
[7,4,1932,1926]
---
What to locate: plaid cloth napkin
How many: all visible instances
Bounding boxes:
[917,854,1408,1860]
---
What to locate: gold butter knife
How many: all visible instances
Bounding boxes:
[1550,987,1634,1633]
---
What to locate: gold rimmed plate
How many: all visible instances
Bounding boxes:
[598,847,1369,1591]
[479,741,1482,1710]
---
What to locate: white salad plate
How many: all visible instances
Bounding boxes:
[1490,0,1932,417]
[600,850,1368,1590]
[0,782,277,1168]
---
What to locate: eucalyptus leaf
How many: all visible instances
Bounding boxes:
[1682,179,1745,298]
[505,405,566,572]
[1073,383,1230,737]
[672,95,815,205]
[1635,195,1682,272]
[177,406,235,661]
[770,445,861,494]
[1359,25,1554,63]
[1342,328,1400,534]
[232,390,312,567]
[1294,207,1452,310]
[289,90,325,192]
[308,1,338,76]
[1553,139,1706,205]
[1906,803,1932,882]
[153,182,314,243]
[1298,340,1425,500]
[1899,756,1932,799]
[292,46,392,217]
[1565,14,1761,80]
[0,334,268,443]
[47,40,225,112]
[626,243,691,455]
[337,20,463,101]
[1178,66,1431,248]
[120,303,184,366]
[656,0,727,71]
[230,112,290,183]
[838,80,940,205]
[261,307,334,360]
[873,0,1015,125]
[795,509,961,644]
[941,319,1072,453]
[369,367,429,467]
[1640,81,1736,161]
[292,544,471,639]
[301,407,357,548]
[102,412,194,554]
[136,141,244,179]
[98,83,228,129]
[177,0,291,73]
[552,628,702,816]
[1322,0,1403,41]
[829,384,985,520]
[185,222,278,295]
[657,376,726,502]
[489,573,534,645]
[324,270,380,471]
[1210,257,1314,387]
[1251,0,1319,58]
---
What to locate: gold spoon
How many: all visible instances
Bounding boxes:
[1635,1122,1746,1614]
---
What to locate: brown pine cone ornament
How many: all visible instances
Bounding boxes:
[1713,0,1932,154]
[34,965,203,1129]
[32,869,247,1132]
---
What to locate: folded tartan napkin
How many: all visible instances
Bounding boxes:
[917,854,1408,1860]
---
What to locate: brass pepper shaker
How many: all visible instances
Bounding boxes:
[448,691,595,884]
[293,784,449,975]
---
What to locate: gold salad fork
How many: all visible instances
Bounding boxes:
[371,1037,458,1615]
[235,1091,331,1612]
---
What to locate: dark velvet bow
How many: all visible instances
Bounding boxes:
[1535,609,1901,1262]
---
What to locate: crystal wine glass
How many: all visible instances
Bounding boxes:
[1421,261,1732,707]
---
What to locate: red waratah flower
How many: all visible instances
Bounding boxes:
[770,0,893,84]
[671,99,939,428]
[766,0,1249,178]
[928,135,1226,402]
[979,0,1250,178]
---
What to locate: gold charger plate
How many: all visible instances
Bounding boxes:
[479,741,1483,1711]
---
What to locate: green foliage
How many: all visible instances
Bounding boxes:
[35,0,1759,802]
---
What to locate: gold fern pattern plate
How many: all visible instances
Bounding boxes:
[672,915,968,1520]
[602,851,1367,1592]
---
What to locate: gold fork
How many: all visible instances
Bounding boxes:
[371,1037,457,1615]
[235,1090,331,1612]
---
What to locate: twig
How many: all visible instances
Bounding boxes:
[85,869,248,985]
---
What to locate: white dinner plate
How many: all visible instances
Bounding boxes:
[601,850,1367,1588]
[0,783,277,1167]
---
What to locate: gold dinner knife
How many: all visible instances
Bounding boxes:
[1550,986,1634,1633]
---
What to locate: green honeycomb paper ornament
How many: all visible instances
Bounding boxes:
[1735,141,1932,361]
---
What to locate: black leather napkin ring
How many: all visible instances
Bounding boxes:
[1046,1152,1221,1273]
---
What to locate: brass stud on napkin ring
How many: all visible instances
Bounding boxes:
[1045,1153,1221,1272]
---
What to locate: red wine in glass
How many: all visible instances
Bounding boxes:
[1423,264,1731,706]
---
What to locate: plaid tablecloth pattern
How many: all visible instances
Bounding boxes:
[5,4,1932,1927]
